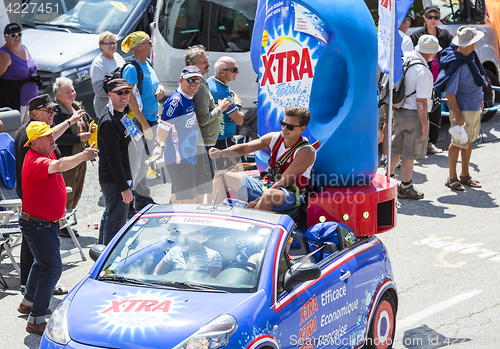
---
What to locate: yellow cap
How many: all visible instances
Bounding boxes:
[24,121,55,147]
[121,31,149,53]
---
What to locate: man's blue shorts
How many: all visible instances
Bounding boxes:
[236,175,298,212]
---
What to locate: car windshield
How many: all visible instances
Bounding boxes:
[98,213,275,293]
[22,0,143,34]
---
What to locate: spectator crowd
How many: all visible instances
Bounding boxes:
[0,7,492,334]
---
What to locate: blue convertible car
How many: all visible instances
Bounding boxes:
[41,204,397,349]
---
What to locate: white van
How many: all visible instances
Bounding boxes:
[151,0,258,109]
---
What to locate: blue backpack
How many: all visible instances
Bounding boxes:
[305,222,353,261]
[0,133,16,189]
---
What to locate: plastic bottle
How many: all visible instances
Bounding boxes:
[255,0,378,186]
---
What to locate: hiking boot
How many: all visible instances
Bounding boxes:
[397,184,424,200]
[427,142,443,154]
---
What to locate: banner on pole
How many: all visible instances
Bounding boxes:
[378,0,414,84]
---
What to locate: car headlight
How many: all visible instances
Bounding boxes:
[61,64,91,85]
[45,298,71,345]
[173,314,238,349]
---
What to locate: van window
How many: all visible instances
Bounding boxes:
[157,0,257,52]
[22,0,144,34]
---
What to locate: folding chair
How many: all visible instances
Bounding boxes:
[0,210,21,276]
[0,193,86,263]
[59,206,86,261]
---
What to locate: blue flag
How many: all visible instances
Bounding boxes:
[378,0,414,84]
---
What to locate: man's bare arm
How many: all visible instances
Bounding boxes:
[209,132,274,159]
[416,98,429,140]
[47,146,98,174]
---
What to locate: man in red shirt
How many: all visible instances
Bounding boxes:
[17,121,98,335]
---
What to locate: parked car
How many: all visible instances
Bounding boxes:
[365,0,500,121]
[20,0,156,120]
[151,0,259,109]
[40,204,398,349]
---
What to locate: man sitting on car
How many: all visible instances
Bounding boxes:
[209,106,316,212]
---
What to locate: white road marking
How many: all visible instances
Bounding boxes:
[397,290,483,329]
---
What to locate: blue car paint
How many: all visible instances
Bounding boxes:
[41,208,396,349]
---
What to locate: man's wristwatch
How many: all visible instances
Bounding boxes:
[235,103,242,110]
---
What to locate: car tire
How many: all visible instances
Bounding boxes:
[482,70,500,122]
[365,294,396,349]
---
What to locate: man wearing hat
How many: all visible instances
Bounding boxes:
[411,5,454,155]
[388,35,442,200]
[18,121,98,335]
[98,79,134,244]
[14,94,84,295]
[157,66,202,203]
[434,26,486,191]
[121,31,165,212]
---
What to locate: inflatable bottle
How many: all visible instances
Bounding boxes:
[255,0,378,186]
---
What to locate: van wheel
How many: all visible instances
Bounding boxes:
[482,70,499,122]
[365,294,396,349]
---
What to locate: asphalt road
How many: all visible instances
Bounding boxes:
[1,114,499,349]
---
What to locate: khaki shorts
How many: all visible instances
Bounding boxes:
[449,109,481,149]
[391,108,428,160]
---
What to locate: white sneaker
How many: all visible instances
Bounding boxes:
[380,155,387,166]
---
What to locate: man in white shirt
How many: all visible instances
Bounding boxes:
[389,35,441,199]
[399,13,414,53]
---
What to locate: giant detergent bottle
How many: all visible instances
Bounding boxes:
[255,0,378,186]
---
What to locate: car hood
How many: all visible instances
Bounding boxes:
[22,28,100,72]
[67,278,253,348]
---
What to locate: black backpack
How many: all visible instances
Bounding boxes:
[378,58,427,109]
[103,60,146,94]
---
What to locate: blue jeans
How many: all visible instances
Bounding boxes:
[132,118,157,209]
[19,218,62,322]
[100,182,129,245]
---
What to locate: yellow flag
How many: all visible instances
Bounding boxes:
[88,120,98,148]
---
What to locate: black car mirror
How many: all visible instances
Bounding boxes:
[89,244,107,262]
[283,262,321,291]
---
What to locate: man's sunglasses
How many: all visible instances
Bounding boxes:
[425,15,440,20]
[280,119,302,131]
[185,78,201,84]
[223,67,239,73]
[39,108,55,114]
[8,32,22,38]
[113,90,131,95]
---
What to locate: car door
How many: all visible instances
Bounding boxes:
[277,240,358,349]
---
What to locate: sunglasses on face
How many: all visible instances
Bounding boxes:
[39,108,55,114]
[223,67,239,73]
[185,78,201,84]
[425,15,440,20]
[102,41,117,46]
[8,32,22,38]
[114,90,131,95]
[280,119,302,131]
